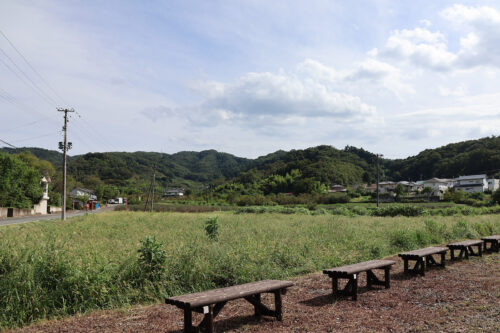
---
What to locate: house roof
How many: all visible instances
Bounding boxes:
[457,174,486,180]
[71,187,95,194]
[423,178,454,183]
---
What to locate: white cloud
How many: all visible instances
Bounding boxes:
[147,60,379,130]
[374,5,500,72]
[379,27,456,71]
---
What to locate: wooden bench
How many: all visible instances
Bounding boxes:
[398,247,448,276]
[165,280,293,333]
[323,259,395,301]
[447,240,483,260]
[482,235,500,253]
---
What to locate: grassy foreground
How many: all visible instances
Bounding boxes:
[0,211,499,329]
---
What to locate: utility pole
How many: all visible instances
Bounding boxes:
[376,154,383,208]
[151,165,156,212]
[58,108,74,220]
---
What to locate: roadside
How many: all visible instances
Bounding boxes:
[0,205,117,227]
[8,251,499,332]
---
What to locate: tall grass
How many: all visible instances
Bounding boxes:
[0,211,499,329]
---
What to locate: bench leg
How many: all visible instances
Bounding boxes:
[417,258,425,276]
[254,294,261,317]
[440,252,446,267]
[478,244,482,256]
[385,267,390,289]
[205,305,214,333]
[274,290,283,321]
[184,306,193,333]
[332,277,338,296]
[351,274,358,301]
[450,248,455,261]
[403,259,408,274]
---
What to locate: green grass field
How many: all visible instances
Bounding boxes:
[1,211,499,329]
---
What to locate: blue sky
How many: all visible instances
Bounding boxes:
[1,0,499,158]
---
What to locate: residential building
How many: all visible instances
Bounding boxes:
[454,174,488,193]
[422,178,455,196]
[70,188,97,200]
[164,189,184,197]
[378,181,397,194]
[487,179,499,192]
[328,184,346,193]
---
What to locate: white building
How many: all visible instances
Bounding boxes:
[422,178,455,196]
[70,188,97,200]
[164,189,184,197]
[454,175,488,193]
[487,179,499,192]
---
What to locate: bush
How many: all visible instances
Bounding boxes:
[371,205,425,217]
[137,236,167,282]
[205,217,220,241]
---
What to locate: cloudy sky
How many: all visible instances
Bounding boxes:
[1,0,499,158]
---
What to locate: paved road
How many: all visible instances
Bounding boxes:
[0,205,117,227]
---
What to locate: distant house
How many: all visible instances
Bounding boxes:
[328,184,346,193]
[454,175,488,193]
[378,181,396,194]
[164,189,184,197]
[70,188,97,201]
[397,181,423,193]
[422,178,455,196]
[487,179,499,192]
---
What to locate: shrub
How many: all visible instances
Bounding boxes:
[371,205,424,217]
[137,236,167,282]
[205,217,220,241]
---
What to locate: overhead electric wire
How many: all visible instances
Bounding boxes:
[0,137,17,148]
[0,117,52,133]
[11,132,56,143]
[0,47,58,108]
[0,30,122,154]
[0,29,71,107]
[0,87,58,122]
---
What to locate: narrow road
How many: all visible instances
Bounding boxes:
[0,205,117,227]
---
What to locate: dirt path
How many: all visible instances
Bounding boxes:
[10,252,499,333]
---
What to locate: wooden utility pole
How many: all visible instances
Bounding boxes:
[58,108,74,220]
[151,165,156,212]
[376,154,383,208]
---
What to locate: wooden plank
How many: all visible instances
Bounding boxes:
[398,246,448,258]
[481,235,500,241]
[166,280,293,308]
[323,259,395,275]
[447,240,483,247]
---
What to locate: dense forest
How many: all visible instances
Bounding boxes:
[2,136,499,201]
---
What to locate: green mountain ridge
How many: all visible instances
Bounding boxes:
[2,136,499,191]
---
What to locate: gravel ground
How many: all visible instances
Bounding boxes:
[9,251,499,333]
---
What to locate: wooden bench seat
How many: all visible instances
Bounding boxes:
[482,235,500,253]
[447,240,483,260]
[398,247,448,276]
[323,259,396,301]
[165,280,293,333]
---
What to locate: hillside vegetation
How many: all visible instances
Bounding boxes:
[2,136,499,196]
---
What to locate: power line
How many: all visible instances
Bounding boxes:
[0,138,17,148]
[0,88,58,124]
[0,117,52,133]
[0,29,70,107]
[11,132,55,143]
[0,47,58,107]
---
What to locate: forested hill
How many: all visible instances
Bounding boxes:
[0,147,64,166]
[2,136,499,190]
[387,136,500,181]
